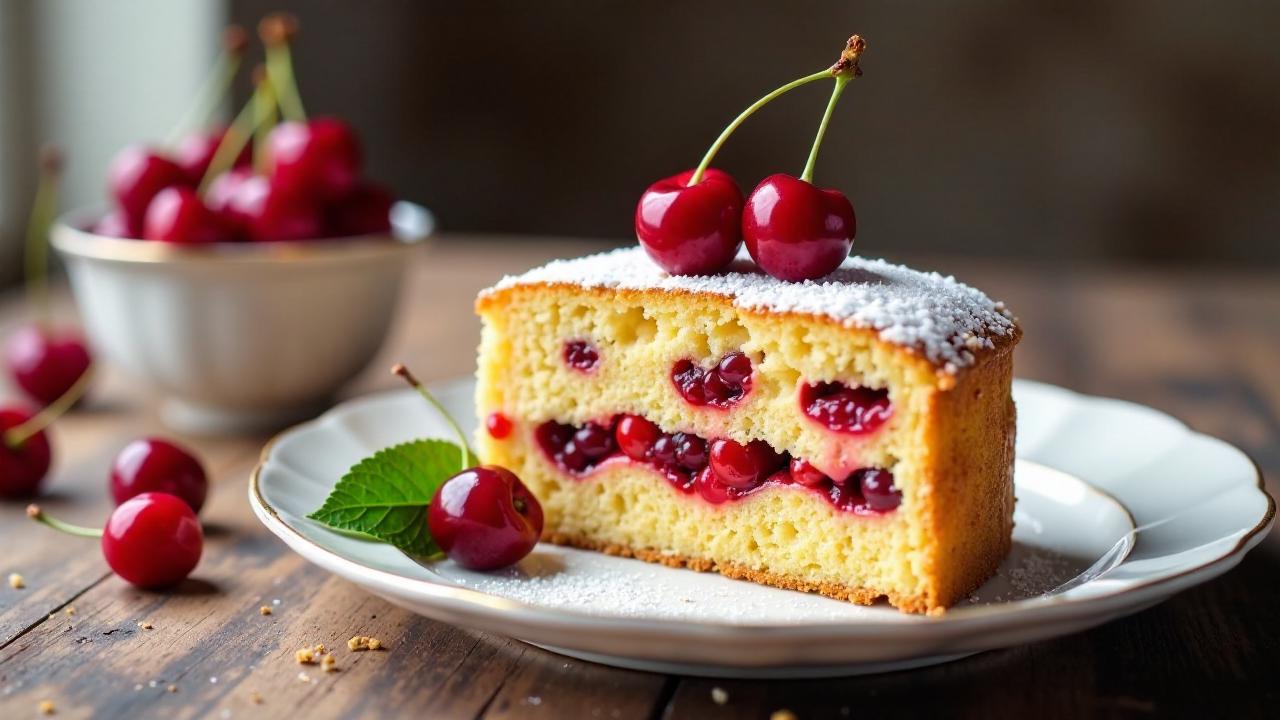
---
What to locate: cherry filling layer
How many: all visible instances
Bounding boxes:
[534,416,901,514]
[799,381,892,434]
[671,351,753,408]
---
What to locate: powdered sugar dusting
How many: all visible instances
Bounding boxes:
[484,248,1017,371]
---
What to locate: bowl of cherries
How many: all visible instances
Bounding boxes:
[49,16,432,434]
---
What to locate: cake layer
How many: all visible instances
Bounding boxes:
[475,251,1019,613]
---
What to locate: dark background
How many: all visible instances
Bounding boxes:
[232,1,1280,266]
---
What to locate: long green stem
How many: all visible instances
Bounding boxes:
[801,75,850,183]
[252,82,278,174]
[23,148,60,330]
[164,53,243,146]
[393,364,476,471]
[3,365,92,449]
[196,83,273,195]
[27,505,103,539]
[265,46,307,123]
[688,70,832,186]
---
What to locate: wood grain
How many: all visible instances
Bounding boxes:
[0,238,1276,719]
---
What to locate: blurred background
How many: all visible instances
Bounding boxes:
[1,0,1277,288]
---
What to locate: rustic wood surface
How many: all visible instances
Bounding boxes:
[0,236,1276,719]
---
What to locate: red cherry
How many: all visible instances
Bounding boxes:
[173,128,250,186]
[92,210,134,238]
[650,434,678,467]
[708,438,782,490]
[672,432,708,471]
[635,168,744,275]
[110,438,207,513]
[789,457,831,488]
[694,466,733,504]
[266,118,362,201]
[743,173,855,281]
[572,423,615,460]
[230,175,324,242]
[0,408,52,498]
[143,187,226,244]
[427,466,544,570]
[4,325,91,406]
[485,412,513,439]
[102,492,203,588]
[107,146,189,234]
[327,183,394,237]
[859,468,901,511]
[204,168,256,239]
[563,340,600,373]
[615,415,661,461]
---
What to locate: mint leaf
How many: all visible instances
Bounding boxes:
[307,439,464,557]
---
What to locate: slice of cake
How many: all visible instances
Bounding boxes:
[474,248,1019,614]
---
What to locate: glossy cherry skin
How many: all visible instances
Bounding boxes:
[143,187,226,244]
[110,438,207,513]
[327,182,393,237]
[428,466,544,570]
[0,408,52,498]
[102,492,203,588]
[203,168,255,239]
[635,168,744,275]
[92,210,133,238]
[267,118,362,201]
[230,175,324,242]
[107,146,189,234]
[708,438,782,490]
[743,173,855,281]
[615,415,661,461]
[4,325,91,406]
[173,128,250,185]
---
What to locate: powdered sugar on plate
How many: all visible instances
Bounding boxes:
[483,248,1017,371]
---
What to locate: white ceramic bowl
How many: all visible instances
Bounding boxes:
[51,203,433,434]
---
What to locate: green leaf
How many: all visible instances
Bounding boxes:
[307,438,464,558]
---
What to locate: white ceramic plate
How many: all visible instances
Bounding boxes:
[250,379,1274,677]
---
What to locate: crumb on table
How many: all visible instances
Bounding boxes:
[295,647,317,664]
[347,635,382,651]
[138,621,153,630]
[8,573,25,589]
[250,691,263,704]
[259,606,272,616]
[38,699,55,715]
[711,687,729,705]
[322,654,337,672]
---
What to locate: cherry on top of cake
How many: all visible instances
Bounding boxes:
[482,247,1019,374]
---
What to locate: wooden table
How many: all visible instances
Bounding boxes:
[1,237,1276,719]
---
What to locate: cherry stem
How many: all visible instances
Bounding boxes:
[3,364,92,449]
[27,505,103,539]
[252,71,278,174]
[392,364,476,471]
[801,75,850,183]
[163,26,248,146]
[688,69,831,187]
[23,146,61,330]
[197,81,275,195]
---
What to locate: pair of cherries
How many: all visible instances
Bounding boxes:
[637,169,854,282]
[16,428,209,589]
[636,35,866,282]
